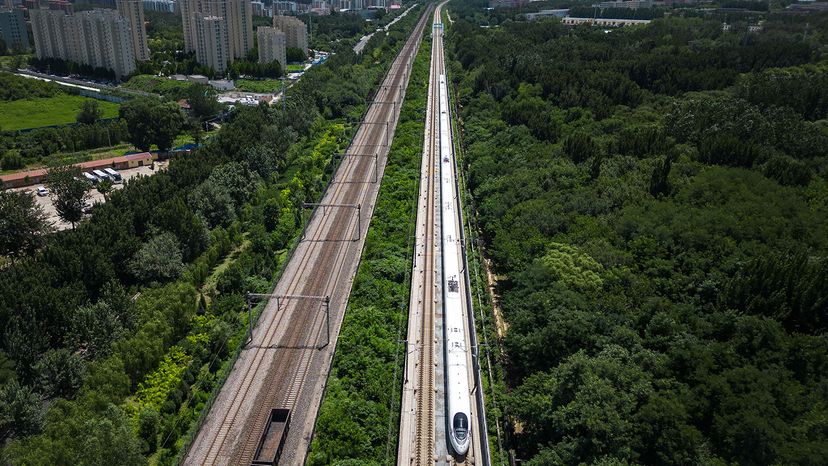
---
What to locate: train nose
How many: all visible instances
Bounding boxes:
[451,412,470,453]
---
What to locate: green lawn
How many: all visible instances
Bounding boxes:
[235,79,283,93]
[286,64,305,72]
[0,94,120,131]
[122,74,190,95]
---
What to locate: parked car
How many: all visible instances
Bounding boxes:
[36,187,48,197]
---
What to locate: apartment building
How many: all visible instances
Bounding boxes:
[273,1,296,14]
[194,15,229,72]
[142,0,176,12]
[180,0,253,64]
[117,0,150,60]
[0,8,29,50]
[257,26,285,67]
[272,14,307,55]
[30,8,137,78]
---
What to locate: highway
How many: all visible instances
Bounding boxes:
[182,6,431,465]
[398,3,490,465]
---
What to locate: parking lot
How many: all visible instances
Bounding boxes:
[14,161,167,231]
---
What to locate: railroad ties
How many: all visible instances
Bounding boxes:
[399,3,491,466]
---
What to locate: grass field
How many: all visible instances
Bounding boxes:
[235,79,283,93]
[122,74,190,95]
[286,64,305,72]
[0,94,120,131]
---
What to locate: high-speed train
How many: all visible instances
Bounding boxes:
[438,73,472,456]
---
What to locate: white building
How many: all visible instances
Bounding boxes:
[117,0,150,60]
[195,15,229,72]
[257,25,285,67]
[251,0,263,15]
[30,8,137,78]
[272,14,307,56]
[142,0,176,13]
[181,0,253,69]
[273,1,296,14]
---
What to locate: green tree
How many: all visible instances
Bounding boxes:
[76,100,102,125]
[119,98,155,151]
[0,189,52,259]
[243,144,280,180]
[34,348,86,399]
[649,155,672,197]
[2,401,146,466]
[66,301,127,359]
[0,380,43,440]
[96,178,114,199]
[562,132,599,164]
[188,118,204,146]
[46,165,90,229]
[186,84,221,121]
[119,98,185,152]
[128,231,184,283]
[0,352,15,386]
[287,47,307,63]
[151,101,186,151]
[151,197,211,262]
[0,150,24,170]
[263,197,281,232]
[138,407,159,454]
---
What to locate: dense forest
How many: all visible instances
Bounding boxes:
[445,1,828,464]
[0,6,422,464]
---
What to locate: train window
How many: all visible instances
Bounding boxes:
[453,413,469,441]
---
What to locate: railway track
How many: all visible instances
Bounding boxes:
[401,6,444,465]
[185,7,431,465]
[413,14,441,464]
[400,3,490,466]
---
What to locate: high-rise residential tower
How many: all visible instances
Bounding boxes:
[116,0,150,61]
[30,8,136,78]
[194,14,229,72]
[257,26,285,67]
[0,8,30,51]
[272,14,307,56]
[182,0,253,65]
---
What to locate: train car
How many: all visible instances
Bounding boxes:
[252,408,291,466]
[438,73,472,457]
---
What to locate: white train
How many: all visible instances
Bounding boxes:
[438,73,471,456]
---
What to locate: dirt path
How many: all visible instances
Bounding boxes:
[482,257,508,339]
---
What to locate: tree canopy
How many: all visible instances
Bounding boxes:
[444,2,828,464]
[119,98,185,152]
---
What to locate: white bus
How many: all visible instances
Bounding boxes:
[83,172,99,184]
[92,169,110,181]
[104,168,122,182]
